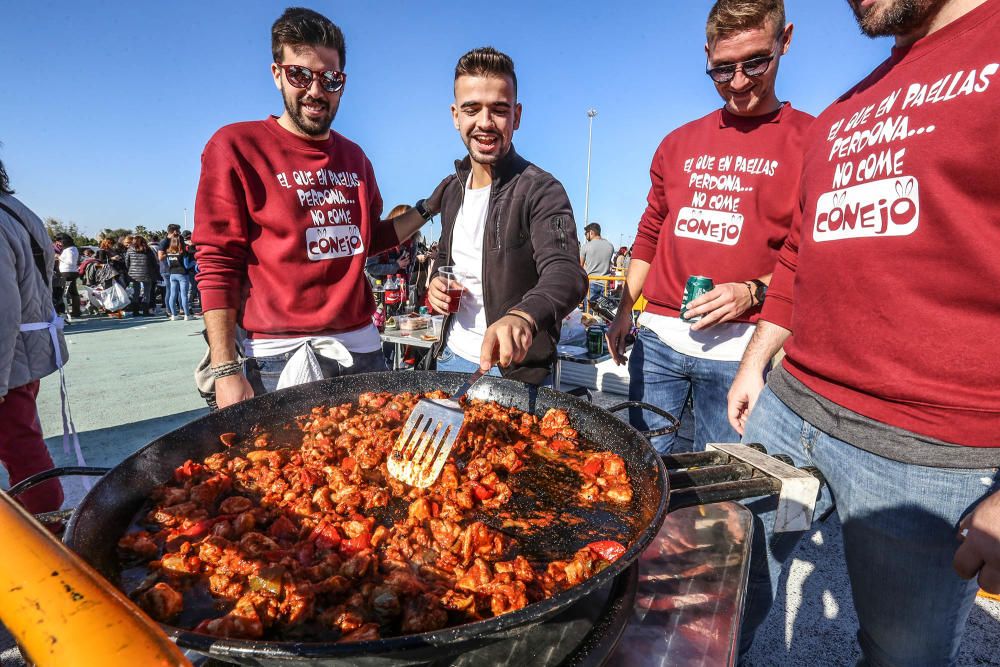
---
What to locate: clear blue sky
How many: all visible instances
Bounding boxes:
[2,1,891,247]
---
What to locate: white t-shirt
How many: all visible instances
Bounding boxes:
[58,246,79,273]
[637,310,755,362]
[446,179,491,363]
[244,323,382,358]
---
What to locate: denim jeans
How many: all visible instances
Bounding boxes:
[61,272,81,317]
[436,346,555,386]
[127,279,153,315]
[188,271,200,310]
[167,273,190,317]
[740,386,999,666]
[245,348,388,395]
[436,346,502,376]
[627,326,742,453]
[588,280,605,302]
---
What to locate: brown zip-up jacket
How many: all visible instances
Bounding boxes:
[435,146,588,385]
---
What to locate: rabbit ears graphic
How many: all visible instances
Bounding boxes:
[833,192,848,207]
[894,178,915,197]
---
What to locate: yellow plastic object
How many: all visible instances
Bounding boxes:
[0,489,191,666]
[979,589,1000,602]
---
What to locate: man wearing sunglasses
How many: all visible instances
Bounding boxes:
[729,0,1000,663]
[607,0,813,453]
[193,7,447,408]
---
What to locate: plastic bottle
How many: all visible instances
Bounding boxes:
[396,274,408,313]
[383,274,401,316]
[372,280,386,331]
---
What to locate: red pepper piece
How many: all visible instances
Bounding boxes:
[587,540,627,563]
[173,460,206,483]
[471,483,495,501]
[340,532,371,556]
[582,458,603,476]
[299,468,321,488]
[310,521,341,550]
[177,518,213,539]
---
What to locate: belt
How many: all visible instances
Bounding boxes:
[19,311,90,487]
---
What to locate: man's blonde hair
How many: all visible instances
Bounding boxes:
[706,0,785,43]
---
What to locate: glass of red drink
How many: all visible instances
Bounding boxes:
[437,266,464,314]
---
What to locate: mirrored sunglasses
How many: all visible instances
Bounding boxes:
[706,54,775,84]
[277,64,346,93]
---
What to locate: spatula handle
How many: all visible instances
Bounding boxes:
[452,367,487,401]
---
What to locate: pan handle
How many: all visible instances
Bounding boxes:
[7,466,110,499]
[606,401,680,439]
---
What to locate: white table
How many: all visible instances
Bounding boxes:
[379,328,438,370]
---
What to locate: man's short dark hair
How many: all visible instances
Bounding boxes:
[584,223,601,235]
[167,223,181,234]
[455,47,517,96]
[272,7,346,68]
[0,157,12,195]
[706,0,785,43]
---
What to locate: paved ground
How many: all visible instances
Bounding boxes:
[2,313,998,665]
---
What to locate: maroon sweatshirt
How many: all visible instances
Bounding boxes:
[763,0,1000,446]
[193,117,396,338]
[632,103,814,322]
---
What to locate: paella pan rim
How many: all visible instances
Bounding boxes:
[63,371,670,659]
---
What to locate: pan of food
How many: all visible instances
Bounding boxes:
[53,371,701,665]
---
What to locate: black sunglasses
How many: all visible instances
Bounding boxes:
[276,64,347,93]
[706,50,776,84]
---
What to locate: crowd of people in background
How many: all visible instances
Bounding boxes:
[49,224,201,322]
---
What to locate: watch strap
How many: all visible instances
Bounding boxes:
[414,199,433,221]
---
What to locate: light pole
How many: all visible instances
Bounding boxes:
[584,108,597,225]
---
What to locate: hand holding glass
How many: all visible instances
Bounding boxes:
[437,267,464,314]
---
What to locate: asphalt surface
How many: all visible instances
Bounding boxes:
[2,313,998,665]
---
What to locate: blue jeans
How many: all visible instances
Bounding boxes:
[588,280,605,302]
[436,346,502,376]
[740,387,999,666]
[245,348,387,395]
[127,279,153,315]
[167,273,190,317]
[187,271,200,310]
[436,346,554,385]
[627,326,741,453]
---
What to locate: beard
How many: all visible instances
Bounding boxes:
[461,131,508,167]
[281,81,337,137]
[850,0,945,37]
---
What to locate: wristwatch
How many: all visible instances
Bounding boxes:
[414,199,433,222]
[749,279,768,306]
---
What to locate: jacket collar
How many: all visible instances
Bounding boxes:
[453,144,526,191]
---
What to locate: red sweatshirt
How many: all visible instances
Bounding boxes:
[763,0,1000,447]
[193,117,396,337]
[632,103,814,322]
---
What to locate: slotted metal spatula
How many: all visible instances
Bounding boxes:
[388,367,487,488]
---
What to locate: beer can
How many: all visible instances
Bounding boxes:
[680,275,714,322]
[587,325,606,356]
